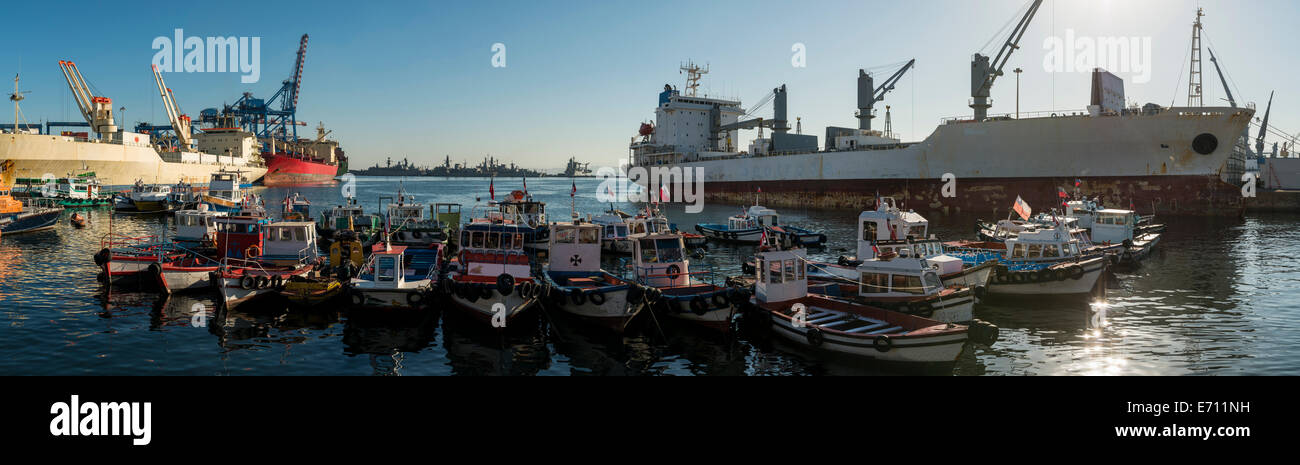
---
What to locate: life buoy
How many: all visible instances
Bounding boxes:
[240,275,256,290]
[806,327,825,347]
[588,290,606,305]
[497,274,515,296]
[666,264,681,281]
[874,335,893,352]
[569,289,587,306]
[246,245,261,258]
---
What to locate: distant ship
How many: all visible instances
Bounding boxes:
[351,155,545,178]
[261,123,347,186]
[630,4,1253,216]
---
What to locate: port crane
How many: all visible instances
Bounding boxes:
[969,0,1042,122]
[149,64,193,150]
[857,59,914,131]
[216,34,309,142]
[57,60,118,141]
[1256,91,1273,159]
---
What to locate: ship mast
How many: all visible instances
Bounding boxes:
[680,61,708,97]
[1188,8,1204,107]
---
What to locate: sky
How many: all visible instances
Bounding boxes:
[2,0,1297,171]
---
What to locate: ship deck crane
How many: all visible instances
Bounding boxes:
[1256,91,1273,159]
[857,59,914,130]
[151,64,192,149]
[57,60,117,141]
[970,0,1042,122]
[1207,48,1236,108]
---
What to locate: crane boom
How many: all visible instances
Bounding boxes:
[151,64,192,148]
[970,0,1042,121]
[1207,48,1236,107]
[56,60,117,141]
[857,59,915,130]
[1256,91,1273,158]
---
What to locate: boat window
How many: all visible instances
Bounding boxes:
[471,232,484,248]
[769,260,783,284]
[921,272,942,292]
[485,233,500,249]
[377,256,396,282]
[1010,243,1026,258]
[1043,244,1059,257]
[898,247,911,258]
[554,227,576,244]
[1069,243,1079,255]
[631,222,646,234]
[658,244,682,263]
[1027,244,1042,258]
[579,228,599,244]
[500,233,513,249]
[756,258,766,283]
[783,259,796,281]
[907,225,926,238]
[616,225,628,236]
[640,239,657,263]
[605,225,615,237]
[797,259,805,280]
[461,231,470,244]
[860,273,888,294]
[893,274,924,295]
[513,234,523,249]
[862,221,877,241]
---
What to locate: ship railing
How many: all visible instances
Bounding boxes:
[941,108,1088,124]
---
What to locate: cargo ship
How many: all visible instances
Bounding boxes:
[630,3,1254,216]
[260,123,347,186]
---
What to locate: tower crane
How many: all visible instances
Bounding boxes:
[219,34,309,141]
[151,64,192,149]
[857,59,914,131]
[969,0,1042,122]
[57,60,118,141]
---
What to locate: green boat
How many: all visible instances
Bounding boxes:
[17,172,113,208]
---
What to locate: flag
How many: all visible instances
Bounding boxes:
[660,184,670,203]
[1012,196,1032,220]
[1074,178,1082,187]
[871,243,880,256]
[522,177,528,194]
[759,227,768,247]
[489,177,495,200]
[570,179,577,197]
[1057,187,1068,199]
[886,218,897,240]
[757,186,762,193]
[875,190,881,209]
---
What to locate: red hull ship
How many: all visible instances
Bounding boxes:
[262,151,340,186]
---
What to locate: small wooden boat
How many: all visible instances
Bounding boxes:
[154,255,220,293]
[444,220,539,327]
[281,193,311,221]
[745,249,969,365]
[70,212,86,228]
[281,275,344,307]
[114,180,171,213]
[945,224,1109,297]
[348,244,435,309]
[541,221,643,333]
[813,252,979,323]
[694,205,825,246]
[632,230,736,331]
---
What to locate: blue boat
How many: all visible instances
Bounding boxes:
[694,205,825,246]
[0,186,62,235]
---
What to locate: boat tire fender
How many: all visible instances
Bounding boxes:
[1070,265,1085,280]
[874,335,892,352]
[480,285,494,299]
[94,248,111,266]
[588,290,605,305]
[570,289,587,306]
[690,296,708,315]
[496,274,515,296]
[240,276,256,290]
[806,327,825,347]
[711,292,729,308]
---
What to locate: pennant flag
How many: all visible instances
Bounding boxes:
[489,177,495,200]
[570,179,577,197]
[1012,196,1032,220]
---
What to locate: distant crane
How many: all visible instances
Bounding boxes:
[150,64,192,149]
[219,34,309,141]
[57,60,118,141]
[970,0,1042,121]
[857,59,914,131]
[1207,48,1235,108]
[1256,91,1273,159]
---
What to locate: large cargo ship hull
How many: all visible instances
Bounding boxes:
[644,107,1253,216]
[262,153,339,186]
[1,133,266,186]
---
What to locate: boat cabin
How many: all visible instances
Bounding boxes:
[174,204,228,243]
[1004,225,1084,262]
[58,175,102,200]
[633,232,691,287]
[628,214,670,236]
[1089,209,1140,244]
[755,249,808,303]
[203,170,245,209]
[282,193,311,221]
[214,216,272,259]
[320,198,376,232]
[458,222,532,280]
[855,256,943,298]
[261,221,321,265]
[549,222,602,272]
[434,203,462,229]
[856,197,928,260]
[129,181,171,200]
[366,245,420,288]
[495,191,547,228]
[727,205,779,230]
[594,212,630,241]
[1064,199,1103,228]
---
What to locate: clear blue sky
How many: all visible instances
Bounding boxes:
[2,0,1296,170]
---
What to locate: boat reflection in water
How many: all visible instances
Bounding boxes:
[342,308,441,376]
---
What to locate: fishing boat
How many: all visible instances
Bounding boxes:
[93,234,184,285]
[200,170,248,213]
[153,255,220,294]
[444,220,539,327]
[172,204,227,249]
[1088,208,1162,263]
[347,243,437,309]
[592,209,633,254]
[381,189,456,247]
[114,180,171,213]
[631,230,736,331]
[945,223,1109,297]
[167,179,200,210]
[744,248,970,365]
[695,204,826,246]
[211,216,319,308]
[976,206,1159,265]
[541,220,643,333]
[281,193,311,221]
[316,197,383,244]
[46,173,111,207]
[818,251,978,323]
[0,186,62,235]
[491,189,549,251]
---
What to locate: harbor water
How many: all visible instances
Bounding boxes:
[1,177,1296,375]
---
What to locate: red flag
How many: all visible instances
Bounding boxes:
[759,227,768,246]
[757,186,762,193]
[522,177,528,194]
[489,177,495,200]
[1057,187,1068,199]
[659,184,670,203]
[571,179,577,197]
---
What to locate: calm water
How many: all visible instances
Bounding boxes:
[1,176,1296,375]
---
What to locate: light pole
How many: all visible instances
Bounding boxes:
[1013,68,1022,118]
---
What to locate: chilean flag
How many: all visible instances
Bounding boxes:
[659,184,670,203]
[1012,196,1032,220]
[757,186,762,193]
[759,227,768,247]
[489,177,495,200]
[570,179,577,197]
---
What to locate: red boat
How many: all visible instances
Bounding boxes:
[261,150,339,186]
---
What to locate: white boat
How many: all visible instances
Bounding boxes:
[200,170,248,213]
[542,221,643,333]
[444,220,539,327]
[632,230,736,332]
[591,209,633,254]
[348,244,435,309]
[822,252,977,324]
[945,223,1109,297]
[173,204,226,248]
[745,248,970,365]
[695,204,825,246]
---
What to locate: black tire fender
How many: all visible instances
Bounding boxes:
[874,335,892,352]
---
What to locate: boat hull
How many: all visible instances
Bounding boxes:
[446,282,538,328]
[988,258,1107,296]
[262,153,339,187]
[0,133,266,186]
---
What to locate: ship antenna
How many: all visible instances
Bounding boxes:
[679,60,709,97]
[1188,8,1205,107]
